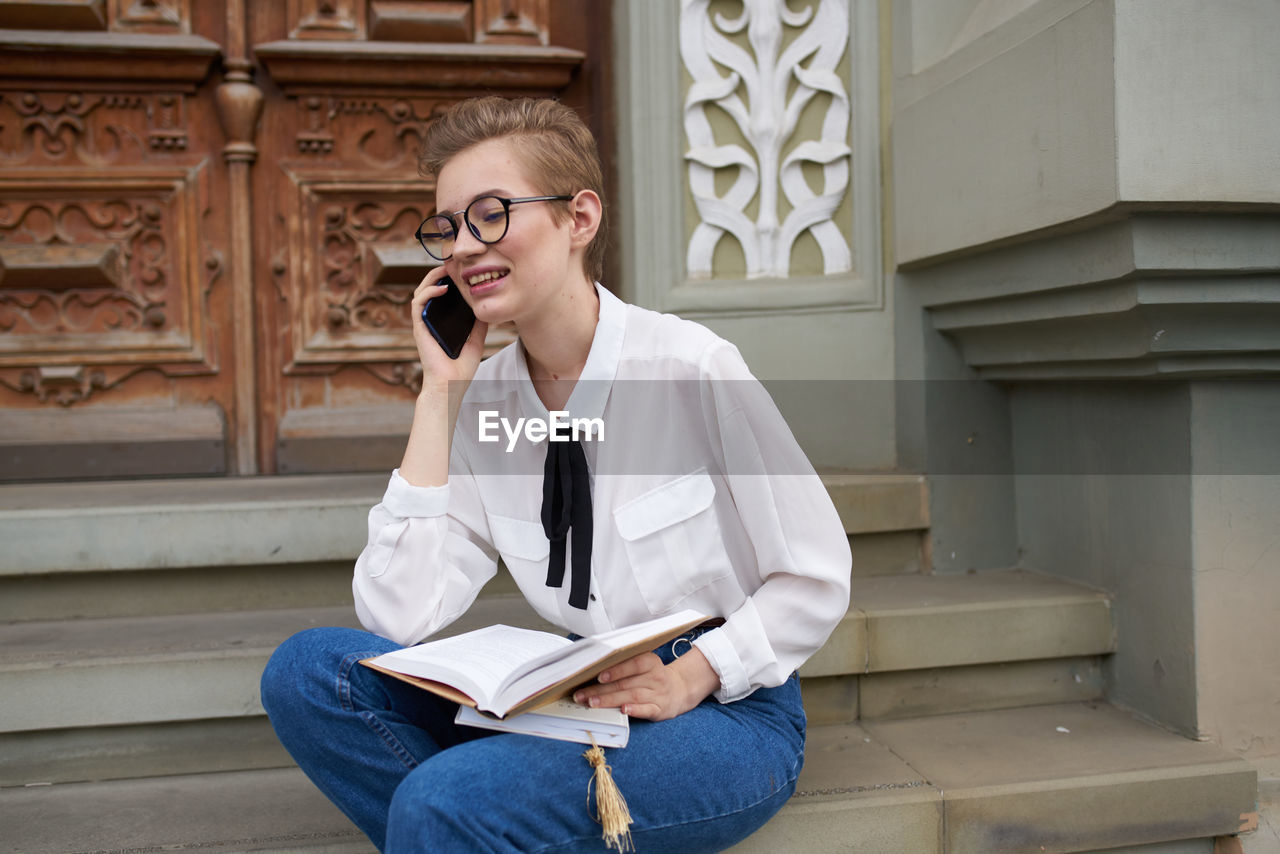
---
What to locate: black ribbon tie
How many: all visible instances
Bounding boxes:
[540,426,593,609]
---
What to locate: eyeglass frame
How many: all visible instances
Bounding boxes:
[415,194,576,261]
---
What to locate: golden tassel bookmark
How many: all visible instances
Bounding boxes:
[584,735,634,852]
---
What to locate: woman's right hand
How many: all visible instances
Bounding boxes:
[411,266,489,396]
[398,267,490,487]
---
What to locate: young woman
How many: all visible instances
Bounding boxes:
[261,97,851,853]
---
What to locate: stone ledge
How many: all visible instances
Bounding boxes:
[0,597,546,734]
[906,211,1280,380]
[0,472,925,576]
[0,717,292,790]
[0,705,1254,854]
[0,571,1112,736]
[865,702,1258,854]
[0,474,385,575]
[823,473,928,534]
[802,569,1114,678]
[0,767,372,854]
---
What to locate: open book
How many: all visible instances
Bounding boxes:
[361,609,707,719]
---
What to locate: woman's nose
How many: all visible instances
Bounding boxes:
[450,220,486,259]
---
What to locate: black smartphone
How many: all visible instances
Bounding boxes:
[421,276,476,360]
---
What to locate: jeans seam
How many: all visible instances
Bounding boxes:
[336,652,365,713]
[360,711,420,772]
[338,650,420,773]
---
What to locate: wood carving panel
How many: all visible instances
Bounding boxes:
[0,167,217,403]
[476,0,548,45]
[288,0,365,40]
[368,1,472,43]
[0,90,192,167]
[281,170,430,370]
[292,94,451,168]
[111,0,189,33]
[0,0,188,31]
[254,0,600,472]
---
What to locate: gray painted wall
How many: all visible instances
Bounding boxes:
[1011,383,1197,734]
[891,0,1280,750]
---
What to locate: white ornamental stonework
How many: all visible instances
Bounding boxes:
[681,0,852,279]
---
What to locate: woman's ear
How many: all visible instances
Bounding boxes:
[567,189,603,251]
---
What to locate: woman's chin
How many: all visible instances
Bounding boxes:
[470,300,514,327]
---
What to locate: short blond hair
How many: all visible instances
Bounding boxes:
[419,97,607,283]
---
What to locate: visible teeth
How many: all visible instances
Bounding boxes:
[467,270,506,286]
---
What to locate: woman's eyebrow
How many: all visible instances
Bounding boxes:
[435,188,511,216]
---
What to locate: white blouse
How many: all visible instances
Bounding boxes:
[353,285,851,703]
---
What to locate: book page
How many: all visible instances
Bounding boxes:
[586,610,707,650]
[367,625,571,706]
[494,610,706,713]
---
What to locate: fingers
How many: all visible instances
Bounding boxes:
[572,648,719,723]
[577,682,661,718]
[597,653,662,685]
[596,687,678,722]
[573,653,671,716]
[578,667,657,702]
[412,266,452,308]
[573,654,659,697]
[577,684,640,708]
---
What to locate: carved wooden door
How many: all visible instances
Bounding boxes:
[0,0,610,480]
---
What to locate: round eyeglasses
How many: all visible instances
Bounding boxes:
[415,194,574,261]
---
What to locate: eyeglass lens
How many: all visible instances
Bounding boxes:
[419,196,509,261]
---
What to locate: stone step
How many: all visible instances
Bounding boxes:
[0,472,928,574]
[740,702,1256,854]
[0,598,546,736]
[0,570,1113,786]
[805,569,1113,723]
[826,472,931,579]
[0,703,1254,854]
[0,472,929,623]
[0,595,547,788]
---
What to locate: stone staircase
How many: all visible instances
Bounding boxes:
[0,474,1257,853]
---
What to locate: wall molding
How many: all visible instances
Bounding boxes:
[0,30,217,85]
[908,211,1280,380]
[617,0,881,315]
[254,40,582,95]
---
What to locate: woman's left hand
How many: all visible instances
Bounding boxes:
[573,647,721,721]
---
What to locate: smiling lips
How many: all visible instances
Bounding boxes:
[464,268,509,293]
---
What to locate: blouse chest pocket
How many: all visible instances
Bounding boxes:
[612,468,733,614]
[486,513,551,566]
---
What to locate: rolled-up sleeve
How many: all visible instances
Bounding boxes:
[691,342,852,702]
[352,461,499,646]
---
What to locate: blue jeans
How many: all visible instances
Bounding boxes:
[261,625,805,853]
